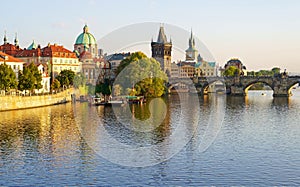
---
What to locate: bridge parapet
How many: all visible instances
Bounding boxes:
[168,75,300,97]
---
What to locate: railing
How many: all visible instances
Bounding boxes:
[0,87,73,97]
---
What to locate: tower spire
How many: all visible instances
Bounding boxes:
[14,32,19,46]
[189,28,195,48]
[157,24,168,43]
[4,30,7,44]
[83,24,88,33]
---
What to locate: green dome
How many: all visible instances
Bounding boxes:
[75,25,97,45]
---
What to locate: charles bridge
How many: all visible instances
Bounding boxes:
[168,75,300,97]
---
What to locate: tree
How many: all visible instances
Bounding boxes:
[272,67,281,76]
[18,62,42,94]
[0,63,17,92]
[96,78,111,101]
[73,73,86,88]
[116,52,147,76]
[113,84,122,96]
[222,66,240,77]
[56,70,75,87]
[115,51,167,97]
[51,79,61,92]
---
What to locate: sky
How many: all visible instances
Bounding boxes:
[1,0,300,72]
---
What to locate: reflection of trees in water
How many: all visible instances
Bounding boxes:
[0,104,81,161]
[95,97,172,146]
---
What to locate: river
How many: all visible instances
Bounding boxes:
[0,90,300,186]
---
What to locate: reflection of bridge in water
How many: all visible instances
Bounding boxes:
[169,76,300,97]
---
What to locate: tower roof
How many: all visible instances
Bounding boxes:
[27,40,37,50]
[187,29,196,51]
[157,26,168,43]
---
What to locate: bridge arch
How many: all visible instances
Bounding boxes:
[243,80,274,94]
[202,79,226,94]
[287,79,300,95]
[167,82,193,93]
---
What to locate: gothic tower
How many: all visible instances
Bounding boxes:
[151,25,172,77]
[185,29,198,61]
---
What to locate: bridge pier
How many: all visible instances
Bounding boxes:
[273,85,292,97]
[227,85,246,96]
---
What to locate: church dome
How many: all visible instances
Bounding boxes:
[75,25,97,45]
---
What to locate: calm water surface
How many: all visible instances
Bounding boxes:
[0,90,300,186]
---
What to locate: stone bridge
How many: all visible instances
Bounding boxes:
[168,75,300,97]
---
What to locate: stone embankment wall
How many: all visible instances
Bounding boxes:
[0,89,75,111]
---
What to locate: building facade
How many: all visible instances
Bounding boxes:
[105,52,131,75]
[176,30,217,78]
[151,25,172,77]
[0,51,25,78]
[15,43,80,78]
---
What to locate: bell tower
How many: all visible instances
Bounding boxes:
[151,25,172,77]
[185,29,198,61]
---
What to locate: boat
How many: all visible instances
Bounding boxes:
[107,99,124,106]
[91,97,105,106]
[125,96,146,104]
[90,96,125,106]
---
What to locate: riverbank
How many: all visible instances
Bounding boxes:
[0,88,75,112]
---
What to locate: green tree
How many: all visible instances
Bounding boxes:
[56,70,75,87]
[222,66,241,77]
[51,79,61,92]
[73,73,86,88]
[115,51,167,97]
[116,52,147,75]
[0,63,18,92]
[96,78,111,101]
[271,67,281,76]
[18,62,42,94]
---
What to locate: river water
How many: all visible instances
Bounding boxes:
[0,90,300,186]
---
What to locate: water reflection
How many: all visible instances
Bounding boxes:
[272,97,290,108]
[74,93,200,167]
[0,91,300,185]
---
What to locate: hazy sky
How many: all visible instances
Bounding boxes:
[1,0,300,72]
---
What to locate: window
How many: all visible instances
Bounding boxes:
[60,59,62,63]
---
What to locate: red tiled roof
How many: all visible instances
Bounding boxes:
[15,48,42,57]
[13,44,77,59]
[0,51,25,63]
[93,57,106,63]
[42,44,77,58]
[0,43,23,56]
[79,51,92,59]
